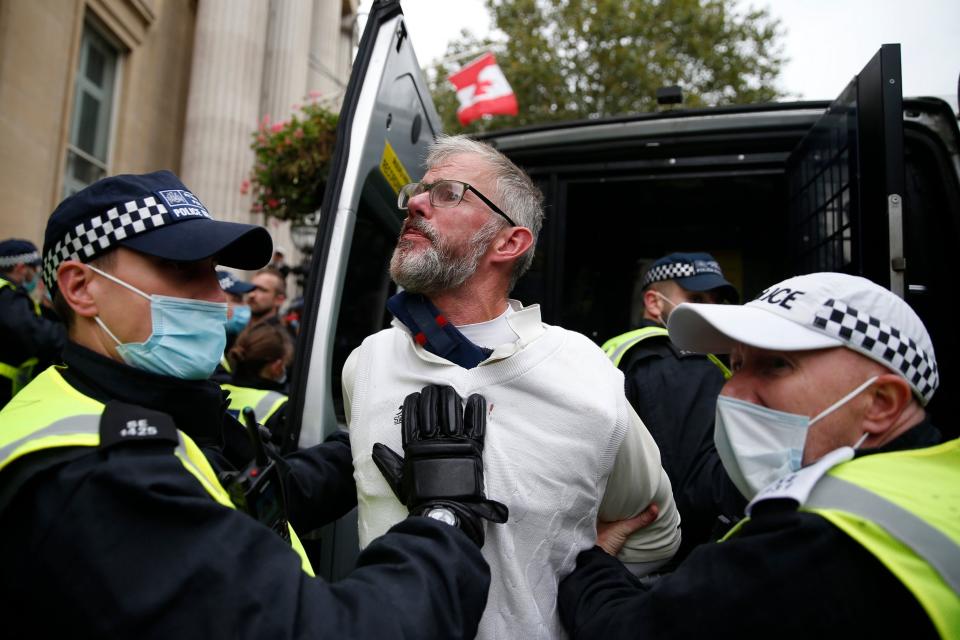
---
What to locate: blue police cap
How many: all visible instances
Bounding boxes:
[42,171,272,293]
[0,238,41,269]
[643,252,739,303]
[217,269,256,295]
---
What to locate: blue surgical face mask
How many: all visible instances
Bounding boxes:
[714,375,878,499]
[22,270,38,294]
[89,265,228,380]
[226,304,251,336]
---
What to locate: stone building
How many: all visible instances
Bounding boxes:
[0,0,356,270]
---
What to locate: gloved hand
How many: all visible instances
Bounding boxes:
[372,384,509,547]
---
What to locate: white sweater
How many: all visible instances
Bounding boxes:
[343,302,679,639]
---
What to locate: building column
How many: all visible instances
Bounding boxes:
[261,0,313,123]
[180,0,268,225]
[260,0,315,272]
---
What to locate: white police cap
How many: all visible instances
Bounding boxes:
[668,272,938,405]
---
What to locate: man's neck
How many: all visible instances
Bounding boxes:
[251,309,277,323]
[872,403,927,449]
[428,280,509,325]
[642,312,664,327]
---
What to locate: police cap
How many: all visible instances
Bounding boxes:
[669,272,938,405]
[643,252,739,303]
[42,171,272,294]
[0,239,41,269]
[217,269,256,295]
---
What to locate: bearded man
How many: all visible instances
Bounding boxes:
[342,135,681,639]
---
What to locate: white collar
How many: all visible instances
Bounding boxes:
[391,299,546,365]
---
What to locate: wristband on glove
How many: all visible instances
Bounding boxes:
[372,384,508,546]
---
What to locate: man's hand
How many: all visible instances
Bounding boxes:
[372,384,508,546]
[597,503,659,556]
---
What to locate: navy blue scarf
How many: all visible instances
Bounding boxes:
[387,291,492,369]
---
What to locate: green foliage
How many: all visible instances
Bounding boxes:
[245,101,338,221]
[428,0,787,134]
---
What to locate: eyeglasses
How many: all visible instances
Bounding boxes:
[397,180,517,227]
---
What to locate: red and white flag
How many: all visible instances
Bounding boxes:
[447,53,518,126]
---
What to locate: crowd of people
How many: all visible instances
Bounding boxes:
[0,136,956,638]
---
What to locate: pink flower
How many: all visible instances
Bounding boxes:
[252,201,263,212]
[294,128,304,139]
[239,179,250,195]
[257,134,267,145]
[267,198,280,209]
[308,90,322,99]
[270,122,284,133]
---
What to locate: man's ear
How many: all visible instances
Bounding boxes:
[642,288,664,321]
[489,226,534,264]
[862,373,914,436]
[57,261,99,318]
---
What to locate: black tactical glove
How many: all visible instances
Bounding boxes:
[372,384,509,547]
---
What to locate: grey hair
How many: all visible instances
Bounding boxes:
[425,135,544,291]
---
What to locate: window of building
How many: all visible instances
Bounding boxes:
[63,21,120,197]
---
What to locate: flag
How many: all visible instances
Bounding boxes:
[447,53,518,126]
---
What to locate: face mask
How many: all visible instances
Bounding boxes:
[226,304,251,336]
[89,265,228,380]
[714,375,878,499]
[22,271,38,294]
[653,291,680,326]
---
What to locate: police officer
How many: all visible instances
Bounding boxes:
[561,272,957,638]
[222,321,291,442]
[0,171,504,638]
[601,252,744,562]
[0,238,66,406]
[210,269,255,382]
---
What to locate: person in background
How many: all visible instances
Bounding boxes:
[269,246,291,279]
[560,272,956,639]
[222,321,293,441]
[210,269,256,383]
[601,252,745,564]
[247,267,287,328]
[0,238,66,406]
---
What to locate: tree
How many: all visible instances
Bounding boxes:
[428,0,787,134]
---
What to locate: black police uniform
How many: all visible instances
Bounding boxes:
[0,273,65,406]
[0,342,490,638]
[559,421,944,639]
[619,319,745,563]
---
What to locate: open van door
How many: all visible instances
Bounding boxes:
[786,44,905,293]
[787,44,960,430]
[284,0,441,577]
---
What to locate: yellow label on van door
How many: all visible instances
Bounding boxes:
[380,140,412,195]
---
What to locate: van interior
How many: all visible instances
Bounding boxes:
[326,98,960,438]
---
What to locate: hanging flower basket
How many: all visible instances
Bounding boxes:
[244,100,338,222]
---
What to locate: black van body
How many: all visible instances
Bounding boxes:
[288,1,960,578]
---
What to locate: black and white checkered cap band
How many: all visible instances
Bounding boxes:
[813,298,939,404]
[643,262,696,287]
[0,251,40,268]
[42,197,169,291]
[219,274,240,290]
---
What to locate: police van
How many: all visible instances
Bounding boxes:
[288,0,960,577]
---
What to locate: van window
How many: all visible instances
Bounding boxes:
[329,196,400,422]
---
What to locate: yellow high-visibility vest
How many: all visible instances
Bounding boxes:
[0,366,314,575]
[601,325,731,378]
[0,278,40,396]
[724,440,960,638]
[222,383,287,423]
